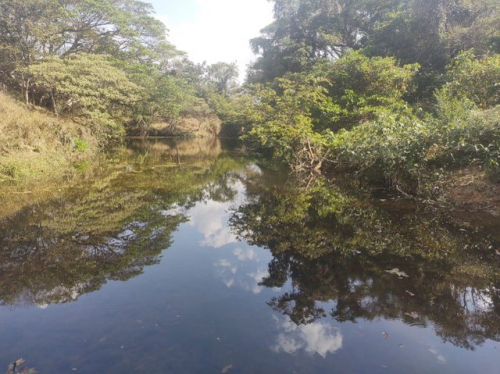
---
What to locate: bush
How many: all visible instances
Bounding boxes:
[314,51,419,131]
[427,106,500,175]
[328,110,431,189]
[439,51,500,109]
[247,74,332,171]
[329,104,500,189]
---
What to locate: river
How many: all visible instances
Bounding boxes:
[0,138,498,373]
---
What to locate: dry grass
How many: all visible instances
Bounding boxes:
[438,165,500,216]
[0,91,97,181]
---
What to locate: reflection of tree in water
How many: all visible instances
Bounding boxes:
[0,140,245,308]
[230,179,500,350]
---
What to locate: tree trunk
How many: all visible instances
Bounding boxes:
[51,89,58,115]
[23,79,30,105]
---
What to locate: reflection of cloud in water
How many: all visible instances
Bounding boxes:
[428,348,447,364]
[234,248,258,261]
[188,200,238,248]
[214,257,268,294]
[273,316,343,358]
[25,282,91,309]
[215,259,237,288]
[246,164,263,175]
[161,204,187,217]
[245,268,268,294]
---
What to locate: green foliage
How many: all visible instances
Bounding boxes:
[429,106,500,174]
[246,53,420,174]
[438,51,500,109]
[250,0,500,101]
[329,103,500,189]
[206,62,239,98]
[316,51,419,130]
[248,0,401,83]
[246,1,500,190]
[0,0,212,141]
[27,54,142,138]
[74,139,89,152]
[248,74,331,169]
[217,91,259,138]
[0,0,170,68]
[124,62,201,128]
[328,111,430,188]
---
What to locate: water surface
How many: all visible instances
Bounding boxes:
[0,139,499,373]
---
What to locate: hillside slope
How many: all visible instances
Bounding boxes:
[0,92,96,181]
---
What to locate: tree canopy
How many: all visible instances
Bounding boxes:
[248,0,500,84]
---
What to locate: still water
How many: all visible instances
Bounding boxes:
[0,139,499,373]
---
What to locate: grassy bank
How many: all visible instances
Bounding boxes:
[0,91,97,182]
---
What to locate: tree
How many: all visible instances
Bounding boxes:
[315,51,419,131]
[248,0,401,83]
[248,73,332,170]
[364,0,500,100]
[0,0,173,95]
[27,54,142,138]
[438,51,500,109]
[248,0,500,90]
[206,62,239,98]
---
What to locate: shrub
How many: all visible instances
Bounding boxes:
[328,110,431,189]
[247,74,332,171]
[439,51,500,109]
[314,51,420,131]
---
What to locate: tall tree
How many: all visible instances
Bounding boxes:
[27,54,142,137]
[206,62,239,98]
[248,0,400,83]
[0,0,174,94]
[248,0,500,84]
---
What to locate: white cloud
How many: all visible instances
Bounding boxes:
[273,317,343,358]
[157,0,274,79]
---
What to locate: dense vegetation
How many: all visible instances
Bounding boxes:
[1,0,499,193]
[242,0,500,193]
[0,0,239,144]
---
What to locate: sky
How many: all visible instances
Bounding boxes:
[149,0,275,80]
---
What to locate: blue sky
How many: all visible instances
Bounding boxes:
[148,0,274,79]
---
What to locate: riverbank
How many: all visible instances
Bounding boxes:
[438,166,500,214]
[0,91,97,182]
[2,87,499,222]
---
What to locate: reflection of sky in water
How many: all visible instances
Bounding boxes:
[214,253,272,295]
[1,153,500,374]
[187,180,246,248]
[272,316,343,358]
